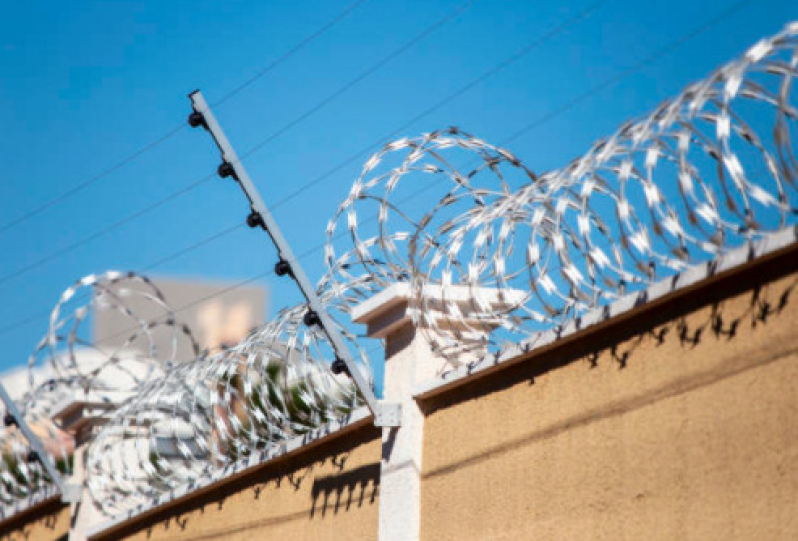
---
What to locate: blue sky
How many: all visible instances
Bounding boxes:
[0,0,795,371]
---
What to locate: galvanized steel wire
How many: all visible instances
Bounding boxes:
[1,21,796,517]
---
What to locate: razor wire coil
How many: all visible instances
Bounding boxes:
[1,21,796,518]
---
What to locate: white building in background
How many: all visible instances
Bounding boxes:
[94,276,268,360]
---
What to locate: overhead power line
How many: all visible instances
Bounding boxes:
[0,0,754,340]
[0,124,186,237]
[270,0,610,211]
[0,222,245,338]
[237,0,477,161]
[97,0,758,340]
[0,0,369,237]
[0,0,475,287]
[140,222,246,272]
[92,233,333,346]
[501,0,755,146]
[0,175,214,287]
[210,0,370,107]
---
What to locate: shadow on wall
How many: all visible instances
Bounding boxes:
[590,278,797,376]
[103,425,382,541]
[0,503,68,541]
[421,253,798,479]
[592,276,797,373]
[310,463,380,518]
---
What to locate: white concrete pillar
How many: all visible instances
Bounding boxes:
[69,444,105,541]
[352,283,521,541]
[49,398,117,541]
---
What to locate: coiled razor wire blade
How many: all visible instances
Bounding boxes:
[14,21,798,517]
[1,271,197,508]
[330,22,798,360]
[84,268,372,515]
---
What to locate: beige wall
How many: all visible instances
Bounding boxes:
[0,500,69,541]
[420,251,798,540]
[6,248,797,540]
[95,423,382,541]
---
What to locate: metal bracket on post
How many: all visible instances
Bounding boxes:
[187,90,400,428]
[374,402,401,427]
[0,383,82,504]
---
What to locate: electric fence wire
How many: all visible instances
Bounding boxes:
[87,19,798,512]
[0,0,370,237]
[0,0,476,288]
[2,16,795,515]
[0,0,751,338]
[0,222,246,337]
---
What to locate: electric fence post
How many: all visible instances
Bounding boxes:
[187,90,400,427]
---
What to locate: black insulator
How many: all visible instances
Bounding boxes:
[188,111,206,129]
[246,211,265,229]
[26,450,39,464]
[274,259,292,277]
[303,310,322,328]
[3,413,17,427]
[331,358,350,376]
[217,161,238,180]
